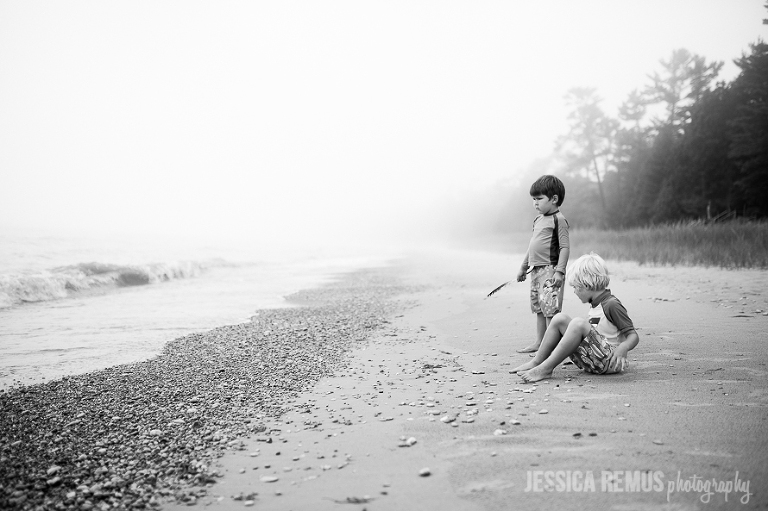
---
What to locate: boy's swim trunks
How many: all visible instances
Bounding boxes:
[529,265,563,318]
[569,327,622,374]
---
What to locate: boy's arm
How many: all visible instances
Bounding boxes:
[552,247,570,287]
[517,258,529,281]
[552,215,570,287]
[602,296,637,372]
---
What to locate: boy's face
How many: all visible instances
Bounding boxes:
[532,194,558,215]
[572,285,592,304]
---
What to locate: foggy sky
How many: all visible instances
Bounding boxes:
[0,1,765,247]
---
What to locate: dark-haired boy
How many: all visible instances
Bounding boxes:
[515,175,570,353]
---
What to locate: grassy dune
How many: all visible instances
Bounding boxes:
[569,220,768,268]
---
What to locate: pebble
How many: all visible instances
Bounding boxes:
[419,468,431,477]
[260,476,279,483]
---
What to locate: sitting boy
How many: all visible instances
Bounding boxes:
[510,252,639,382]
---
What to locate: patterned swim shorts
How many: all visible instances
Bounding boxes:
[529,265,563,317]
[569,327,621,374]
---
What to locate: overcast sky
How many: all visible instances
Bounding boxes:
[1,1,765,246]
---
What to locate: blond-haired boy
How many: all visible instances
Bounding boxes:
[511,252,639,382]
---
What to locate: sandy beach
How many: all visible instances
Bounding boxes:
[168,248,768,510]
[3,248,767,510]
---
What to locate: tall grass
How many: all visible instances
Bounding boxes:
[570,220,768,268]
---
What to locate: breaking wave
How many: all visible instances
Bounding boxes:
[0,260,222,309]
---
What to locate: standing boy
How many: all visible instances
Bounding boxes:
[516,175,570,353]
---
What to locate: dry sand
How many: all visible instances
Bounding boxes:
[166,248,768,511]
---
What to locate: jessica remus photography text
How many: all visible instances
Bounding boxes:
[524,470,752,504]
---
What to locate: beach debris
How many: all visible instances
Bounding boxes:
[419,468,432,477]
[398,436,418,447]
[493,429,507,436]
[232,492,258,501]
[326,496,374,504]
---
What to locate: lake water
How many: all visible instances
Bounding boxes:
[0,231,395,388]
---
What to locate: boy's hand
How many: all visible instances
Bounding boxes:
[607,331,639,373]
[516,267,527,282]
[551,271,564,288]
[607,345,630,372]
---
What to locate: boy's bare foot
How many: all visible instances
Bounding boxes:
[516,343,540,353]
[509,360,539,374]
[519,366,553,383]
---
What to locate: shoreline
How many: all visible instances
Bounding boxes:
[0,255,392,390]
[2,248,767,510]
[0,266,408,510]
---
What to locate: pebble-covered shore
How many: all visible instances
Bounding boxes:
[0,269,406,510]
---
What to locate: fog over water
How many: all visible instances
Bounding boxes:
[1,1,765,250]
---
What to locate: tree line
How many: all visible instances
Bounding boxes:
[557,41,768,229]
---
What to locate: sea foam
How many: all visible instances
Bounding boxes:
[0,260,218,308]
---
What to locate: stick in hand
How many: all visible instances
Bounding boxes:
[486,281,511,298]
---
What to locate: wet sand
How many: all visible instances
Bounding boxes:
[167,248,768,510]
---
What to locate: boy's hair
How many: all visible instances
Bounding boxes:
[567,252,610,290]
[530,175,566,206]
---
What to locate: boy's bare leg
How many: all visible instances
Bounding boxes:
[510,314,571,373]
[520,317,590,383]
[516,313,547,353]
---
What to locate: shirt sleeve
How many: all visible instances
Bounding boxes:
[555,215,570,274]
[602,297,635,335]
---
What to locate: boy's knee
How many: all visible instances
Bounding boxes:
[568,317,591,333]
